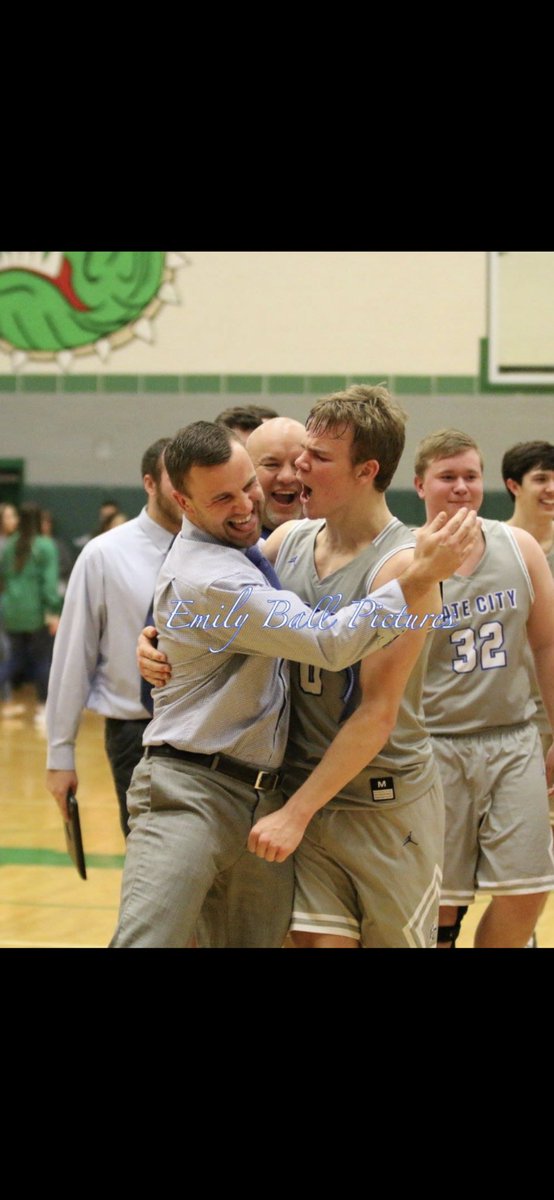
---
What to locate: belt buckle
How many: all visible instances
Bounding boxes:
[254,769,279,791]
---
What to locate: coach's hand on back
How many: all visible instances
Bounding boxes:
[137,625,172,686]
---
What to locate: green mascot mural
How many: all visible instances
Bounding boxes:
[0,251,186,369]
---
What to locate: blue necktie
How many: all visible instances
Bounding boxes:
[245,543,282,589]
[140,601,157,716]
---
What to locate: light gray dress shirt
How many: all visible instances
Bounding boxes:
[146,517,410,770]
[46,507,175,771]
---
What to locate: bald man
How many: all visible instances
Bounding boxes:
[246,417,306,535]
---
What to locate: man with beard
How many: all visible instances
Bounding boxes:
[46,438,183,838]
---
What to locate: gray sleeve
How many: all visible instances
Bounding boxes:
[46,549,106,770]
[161,575,408,668]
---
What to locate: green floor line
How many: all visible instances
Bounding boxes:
[0,900,119,911]
[0,847,124,869]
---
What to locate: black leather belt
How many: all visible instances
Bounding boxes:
[146,743,282,792]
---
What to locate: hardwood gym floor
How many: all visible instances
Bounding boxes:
[1,685,553,949]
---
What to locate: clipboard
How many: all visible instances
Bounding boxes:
[64,790,87,880]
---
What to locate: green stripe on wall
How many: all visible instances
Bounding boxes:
[306,375,348,393]
[0,847,124,869]
[20,375,58,393]
[2,361,554,396]
[268,375,306,394]
[144,375,181,393]
[102,375,139,392]
[61,376,100,393]
[395,376,433,395]
[226,375,264,394]
[435,376,476,394]
[185,375,221,393]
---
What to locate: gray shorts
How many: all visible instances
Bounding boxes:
[432,722,554,906]
[535,724,554,823]
[111,753,294,948]
[289,774,445,948]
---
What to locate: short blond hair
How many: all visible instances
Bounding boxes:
[414,429,483,479]
[306,383,407,492]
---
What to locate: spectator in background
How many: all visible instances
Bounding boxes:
[97,510,129,534]
[0,501,61,728]
[0,502,21,713]
[40,509,75,597]
[0,502,19,558]
[73,499,121,553]
[244,405,281,422]
[45,439,182,838]
[215,404,279,446]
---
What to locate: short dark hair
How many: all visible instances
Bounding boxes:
[215,406,264,434]
[244,404,279,420]
[165,421,237,494]
[14,501,42,571]
[501,441,554,499]
[141,437,172,484]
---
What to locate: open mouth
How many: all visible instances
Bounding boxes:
[227,514,259,535]
[0,252,90,312]
[299,485,312,503]
[271,491,300,508]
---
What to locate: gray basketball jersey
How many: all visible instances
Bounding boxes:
[423,519,536,735]
[275,516,437,807]
[526,541,554,734]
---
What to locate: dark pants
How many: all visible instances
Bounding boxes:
[104,718,150,838]
[0,628,54,703]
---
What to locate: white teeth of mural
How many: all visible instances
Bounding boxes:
[57,350,73,371]
[11,350,27,370]
[95,338,111,362]
[166,252,190,269]
[134,318,154,343]
[39,251,63,277]
[158,281,180,304]
[0,250,62,276]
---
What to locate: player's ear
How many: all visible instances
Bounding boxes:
[505,477,519,500]
[172,489,190,514]
[414,475,425,500]
[355,458,379,484]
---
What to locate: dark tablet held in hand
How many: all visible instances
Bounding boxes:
[64,790,87,880]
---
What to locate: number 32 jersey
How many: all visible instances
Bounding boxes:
[423,518,536,735]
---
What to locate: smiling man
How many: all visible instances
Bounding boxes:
[117,418,477,948]
[245,417,305,533]
[415,429,554,948]
[503,441,554,837]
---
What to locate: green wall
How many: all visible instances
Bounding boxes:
[21,484,513,550]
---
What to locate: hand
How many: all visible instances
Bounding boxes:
[247,805,308,863]
[137,625,172,686]
[545,742,554,795]
[414,508,479,582]
[46,769,78,821]
[45,614,60,635]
